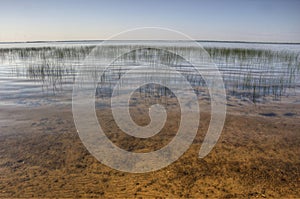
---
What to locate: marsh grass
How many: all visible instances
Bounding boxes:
[1,45,299,102]
[206,47,300,101]
[0,46,95,93]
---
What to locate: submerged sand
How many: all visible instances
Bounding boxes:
[0,97,299,198]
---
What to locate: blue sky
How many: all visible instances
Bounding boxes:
[0,0,299,42]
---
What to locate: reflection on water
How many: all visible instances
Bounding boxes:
[0,41,299,107]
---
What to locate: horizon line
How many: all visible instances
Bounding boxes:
[1,39,300,45]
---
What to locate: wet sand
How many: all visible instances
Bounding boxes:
[0,98,299,198]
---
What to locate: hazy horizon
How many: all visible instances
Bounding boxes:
[1,0,300,43]
[1,39,300,45]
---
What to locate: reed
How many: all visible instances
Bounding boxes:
[1,44,299,102]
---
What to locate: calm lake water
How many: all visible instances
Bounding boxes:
[0,41,299,107]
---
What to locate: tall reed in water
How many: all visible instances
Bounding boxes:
[1,45,299,102]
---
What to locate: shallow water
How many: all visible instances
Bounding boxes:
[0,41,299,107]
[0,41,299,198]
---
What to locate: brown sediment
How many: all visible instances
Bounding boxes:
[0,98,299,198]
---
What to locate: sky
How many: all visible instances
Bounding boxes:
[0,0,300,43]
